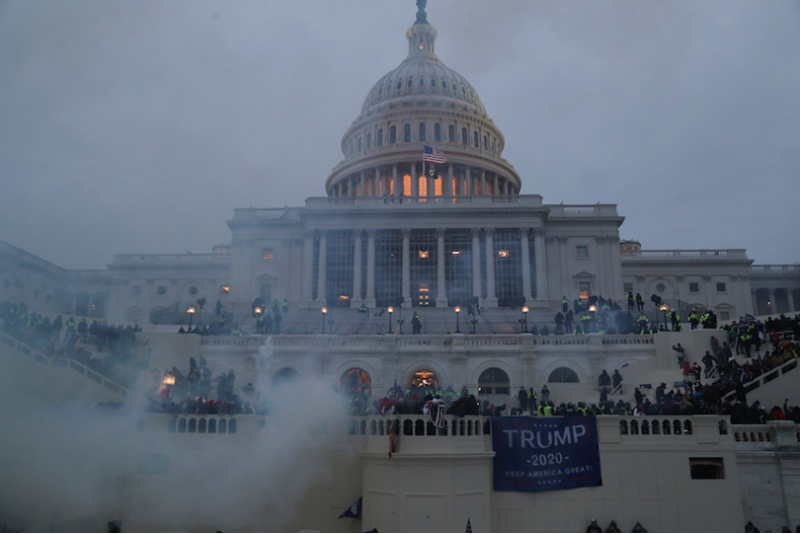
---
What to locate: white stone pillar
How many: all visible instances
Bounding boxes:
[492,174,499,196]
[520,227,532,302]
[480,169,487,196]
[533,227,549,302]
[353,230,362,302]
[447,163,454,200]
[436,227,447,307]
[366,229,376,307]
[392,164,400,199]
[402,228,411,304]
[485,228,497,306]
[316,230,328,303]
[471,227,482,298]
[358,172,364,197]
[302,230,315,302]
[465,167,473,196]
[411,163,419,199]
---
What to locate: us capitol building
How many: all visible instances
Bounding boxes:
[1,3,800,533]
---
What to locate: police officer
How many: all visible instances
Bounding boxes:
[411,312,422,334]
[688,310,699,330]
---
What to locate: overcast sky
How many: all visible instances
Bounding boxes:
[1,0,798,269]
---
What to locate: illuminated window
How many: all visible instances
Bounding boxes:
[410,369,438,388]
[497,250,510,258]
[578,282,591,300]
[262,249,274,260]
[576,245,589,258]
[220,286,230,295]
[418,283,431,306]
[418,250,429,259]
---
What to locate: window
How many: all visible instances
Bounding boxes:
[448,125,455,143]
[720,311,731,321]
[390,125,397,144]
[461,127,468,145]
[366,132,371,149]
[656,283,666,293]
[262,249,274,260]
[419,123,426,142]
[434,123,441,142]
[716,283,727,293]
[442,81,448,90]
[578,282,591,299]
[624,283,633,293]
[132,286,142,296]
[484,135,488,149]
[690,458,725,479]
[188,286,198,296]
[478,368,510,395]
[473,131,479,147]
[377,129,383,146]
[431,79,436,88]
[157,286,167,296]
[407,79,413,88]
[548,367,579,383]
[397,80,402,90]
[419,78,424,87]
[689,282,700,293]
[387,83,392,93]
[576,246,589,258]
[403,123,411,143]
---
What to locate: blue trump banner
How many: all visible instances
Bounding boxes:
[491,416,602,492]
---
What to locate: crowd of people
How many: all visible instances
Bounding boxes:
[586,519,647,532]
[0,301,148,388]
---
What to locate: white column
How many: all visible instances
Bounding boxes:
[392,164,400,199]
[447,163,454,200]
[402,228,411,304]
[353,230,362,302]
[471,227,482,297]
[534,227,549,302]
[302,230,315,302]
[480,169,487,196]
[411,163,419,199]
[366,229,376,307]
[492,174,499,196]
[485,227,497,306]
[436,227,447,307]
[520,227,532,302]
[316,230,328,303]
[465,167,473,196]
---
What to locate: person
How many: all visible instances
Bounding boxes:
[540,384,550,405]
[635,293,644,312]
[273,312,282,334]
[561,296,569,313]
[281,298,289,315]
[517,386,527,412]
[669,311,682,332]
[655,383,666,405]
[411,312,422,334]
[672,343,686,368]
[632,522,647,533]
[528,387,537,413]
[358,303,368,314]
[565,310,574,333]
[605,520,621,533]
[598,370,612,387]
[636,312,649,334]
[627,291,635,312]
[586,519,602,533]
[555,311,564,335]
[702,351,715,378]
[612,369,623,388]
[744,521,760,533]
[634,387,643,406]
[688,310,699,330]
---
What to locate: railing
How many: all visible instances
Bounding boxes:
[601,335,655,345]
[616,417,720,437]
[622,249,749,260]
[348,415,487,437]
[733,425,774,443]
[305,194,545,208]
[751,264,800,273]
[547,204,620,217]
[167,415,241,435]
[720,357,799,402]
[0,332,129,396]
[112,253,230,264]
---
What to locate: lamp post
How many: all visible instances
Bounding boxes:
[387,306,394,334]
[520,306,529,333]
[321,307,328,334]
[186,306,196,331]
[454,305,461,334]
[659,303,669,331]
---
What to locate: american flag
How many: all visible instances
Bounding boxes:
[423,145,447,164]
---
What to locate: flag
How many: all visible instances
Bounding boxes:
[465,518,472,532]
[423,145,447,164]
[339,497,362,519]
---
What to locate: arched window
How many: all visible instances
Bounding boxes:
[387,83,392,94]
[366,132,371,149]
[419,123,426,142]
[448,125,455,143]
[419,78,425,87]
[548,367,579,383]
[461,128,468,145]
[404,123,411,143]
[407,79,413,88]
[434,123,441,142]
[483,135,488,150]
[442,81,448,90]
[272,367,300,387]
[473,131,479,148]
[431,79,436,88]
[478,367,510,395]
[341,368,371,396]
[357,137,362,152]
[390,125,397,144]
[377,129,383,147]
[397,80,402,90]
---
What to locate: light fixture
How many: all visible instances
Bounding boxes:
[254,306,262,315]
[498,250,509,258]
[589,305,597,312]
[162,371,176,386]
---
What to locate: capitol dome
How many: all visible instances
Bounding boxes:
[325,5,521,199]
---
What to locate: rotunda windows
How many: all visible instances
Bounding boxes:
[407,79,413,88]
[397,80,402,90]
[390,125,397,144]
[473,131,479,148]
[461,128,468,145]
[419,123,426,142]
[419,78,425,87]
[431,79,436,88]
[448,125,455,143]
[403,124,411,143]
[442,81,447,90]
[434,123,441,142]
[377,129,383,147]
[366,132,371,149]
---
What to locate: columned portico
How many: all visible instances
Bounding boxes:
[353,230,363,302]
[401,228,411,304]
[533,227,548,302]
[366,229,376,307]
[471,227,481,297]
[484,228,498,306]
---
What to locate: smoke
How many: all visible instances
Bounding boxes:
[0,332,354,532]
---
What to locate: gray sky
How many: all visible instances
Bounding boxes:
[1,0,798,269]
